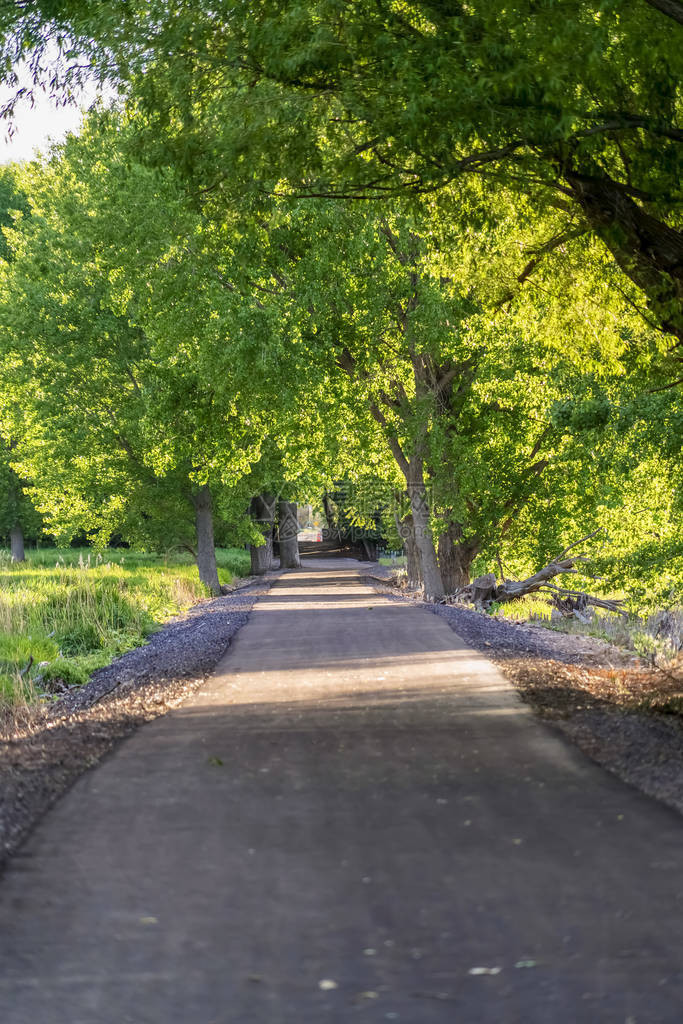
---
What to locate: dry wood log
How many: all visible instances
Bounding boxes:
[543,585,627,617]
[471,572,496,608]
[442,530,626,617]
[494,557,586,602]
[449,556,587,606]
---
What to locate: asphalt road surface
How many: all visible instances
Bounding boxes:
[1,560,682,1023]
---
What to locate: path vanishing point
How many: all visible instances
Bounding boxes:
[1,559,682,1022]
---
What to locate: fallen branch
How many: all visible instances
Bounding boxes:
[541,584,628,617]
[492,556,586,603]
[444,536,626,616]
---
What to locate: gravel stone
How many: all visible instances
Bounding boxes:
[432,600,638,666]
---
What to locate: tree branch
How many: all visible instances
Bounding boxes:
[556,527,606,560]
[642,0,683,25]
[496,227,589,306]
[368,401,410,476]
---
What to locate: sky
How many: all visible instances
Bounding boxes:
[0,58,107,165]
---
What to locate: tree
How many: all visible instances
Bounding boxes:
[218,0,683,364]
[0,111,361,585]
[0,440,43,560]
[277,501,301,569]
[0,123,268,593]
[0,74,677,607]
[251,197,675,599]
[0,166,42,560]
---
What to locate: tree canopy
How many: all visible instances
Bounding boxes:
[3,1,680,373]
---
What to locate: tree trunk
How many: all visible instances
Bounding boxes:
[395,510,423,586]
[437,521,479,594]
[250,492,275,575]
[191,485,220,596]
[643,0,683,25]
[565,169,683,348]
[356,537,378,561]
[406,459,444,601]
[10,523,25,562]
[405,516,421,589]
[322,491,338,531]
[278,500,301,569]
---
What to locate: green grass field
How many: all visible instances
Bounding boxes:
[0,547,251,709]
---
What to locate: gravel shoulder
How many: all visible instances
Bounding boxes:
[0,573,279,867]
[368,571,683,817]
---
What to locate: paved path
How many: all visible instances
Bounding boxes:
[1,560,682,1023]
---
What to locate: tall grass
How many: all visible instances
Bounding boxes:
[492,594,682,667]
[0,547,250,709]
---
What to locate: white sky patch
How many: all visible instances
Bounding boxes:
[0,52,112,165]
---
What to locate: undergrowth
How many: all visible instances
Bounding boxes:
[492,595,682,671]
[0,546,250,710]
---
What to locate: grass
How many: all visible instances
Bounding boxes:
[0,546,251,710]
[491,594,682,670]
[379,554,406,567]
